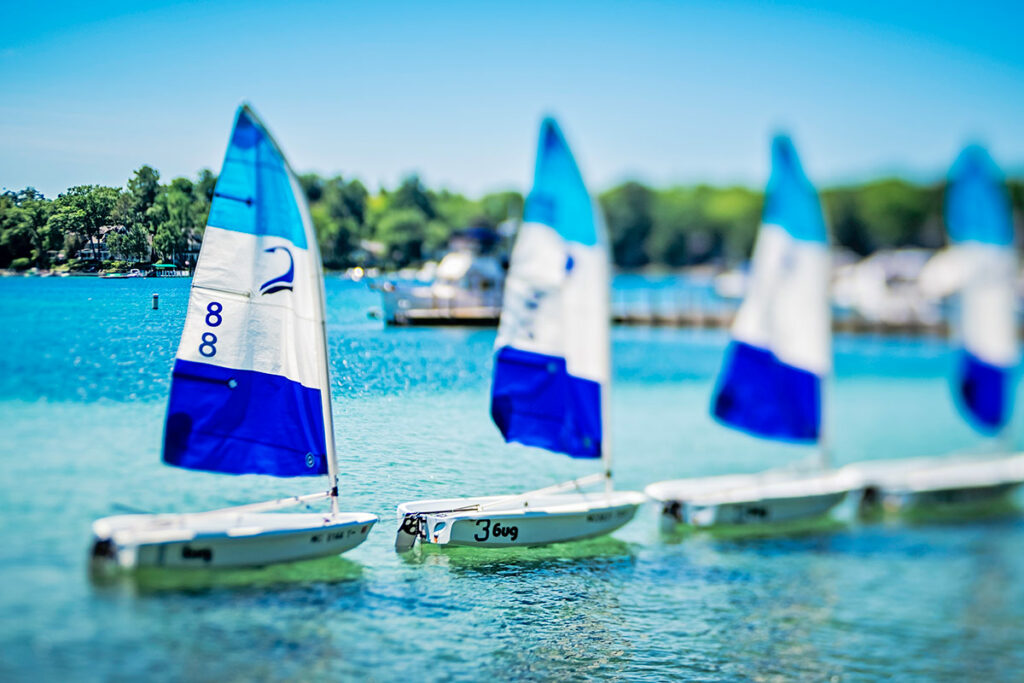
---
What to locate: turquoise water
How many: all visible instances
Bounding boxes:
[1,277,1022,680]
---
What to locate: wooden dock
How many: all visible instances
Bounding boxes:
[378,303,954,337]
[612,309,952,337]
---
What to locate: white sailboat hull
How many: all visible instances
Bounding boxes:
[645,470,856,528]
[396,491,645,549]
[843,453,1024,514]
[92,511,378,569]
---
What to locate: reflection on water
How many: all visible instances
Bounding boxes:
[897,498,1021,525]
[401,536,635,572]
[89,555,365,595]
[658,515,850,544]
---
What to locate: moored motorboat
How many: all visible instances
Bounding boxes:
[372,228,506,326]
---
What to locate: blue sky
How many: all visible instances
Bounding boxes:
[2,0,1023,198]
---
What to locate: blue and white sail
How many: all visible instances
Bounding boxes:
[945,145,1018,433]
[490,117,609,459]
[163,105,336,478]
[712,135,830,442]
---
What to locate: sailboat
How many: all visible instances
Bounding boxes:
[645,135,855,528]
[845,145,1024,513]
[394,117,645,550]
[91,105,378,569]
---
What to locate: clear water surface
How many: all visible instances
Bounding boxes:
[0,276,1021,681]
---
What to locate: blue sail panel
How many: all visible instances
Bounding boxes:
[946,145,1013,247]
[164,360,328,476]
[490,346,602,459]
[762,135,827,244]
[712,342,821,443]
[522,117,597,247]
[957,352,1013,434]
[206,106,308,249]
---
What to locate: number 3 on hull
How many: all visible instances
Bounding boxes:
[91,105,377,570]
[396,118,645,551]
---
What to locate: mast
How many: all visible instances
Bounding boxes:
[817,371,831,470]
[249,102,340,511]
[315,266,340,513]
[819,218,834,471]
[600,306,613,493]
[599,203,613,493]
[279,131,340,513]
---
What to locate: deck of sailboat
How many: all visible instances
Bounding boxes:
[398,490,647,517]
[397,490,646,548]
[94,510,379,543]
[646,467,856,502]
[91,510,379,570]
[843,453,1024,496]
[645,468,858,527]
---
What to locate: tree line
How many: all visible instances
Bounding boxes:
[0,166,522,272]
[601,178,1024,268]
[2,166,1022,272]
[0,167,215,271]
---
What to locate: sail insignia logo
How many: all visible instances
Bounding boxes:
[260,246,294,295]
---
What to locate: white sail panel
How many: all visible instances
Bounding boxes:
[495,221,609,385]
[730,224,831,375]
[176,227,323,388]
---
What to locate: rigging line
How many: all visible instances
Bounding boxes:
[213,192,253,206]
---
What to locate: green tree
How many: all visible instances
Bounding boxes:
[150,178,198,263]
[432,190,481,248]
[114,165,161,261]
[315,176,369,267]
[822,187,872,254]
[649,187,707,266]
[855,179,938,248]
[46,185,119,261]
[480,191,524,226]
[0,188,56,267]
[106,224,150,262]
[389,175,437,219]
[376,208,427,266]
[195,169,217,203]
[704,186,761,259]
[298,173,324,203]
[0,193,28,267]
[600,181,654,268]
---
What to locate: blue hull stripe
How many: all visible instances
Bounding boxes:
[163,359,328,476]
[490,346,601,458]
[958,352,1012,433]
[712,341,820,443]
